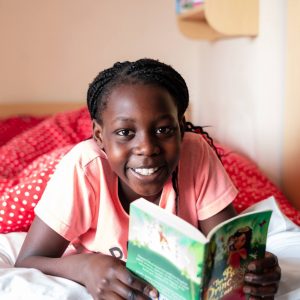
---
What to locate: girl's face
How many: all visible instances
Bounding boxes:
[235,233,246,250]
[93,83,183,203]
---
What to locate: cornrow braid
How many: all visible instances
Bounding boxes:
[87,61,132,122]
[87,58,189,123]
[184,121,222,160]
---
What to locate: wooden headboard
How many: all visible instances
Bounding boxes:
[0,102,85,118]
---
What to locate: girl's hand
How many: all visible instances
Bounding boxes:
[243,251,281,300]
[82,252,158,300]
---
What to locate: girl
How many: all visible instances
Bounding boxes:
[227,226,253,269]
[15,59,280,300]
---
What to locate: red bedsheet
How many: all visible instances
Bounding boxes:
[0,107,299,233]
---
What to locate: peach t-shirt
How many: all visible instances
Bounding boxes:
[35,132,238,260]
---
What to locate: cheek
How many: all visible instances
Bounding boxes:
[105,144,128,169]
[168,140,182,162]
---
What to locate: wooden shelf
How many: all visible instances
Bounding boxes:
[177,0,259,40]
[178,5,205,21]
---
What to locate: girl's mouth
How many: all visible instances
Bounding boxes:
[131,167,160,176]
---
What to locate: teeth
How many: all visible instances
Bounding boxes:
[133,167,159,176]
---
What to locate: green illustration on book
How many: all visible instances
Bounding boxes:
[126,198,272,300]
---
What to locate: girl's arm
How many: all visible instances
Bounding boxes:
[15,217,158,300]
[198,203,280,299]
[198,203,237,236]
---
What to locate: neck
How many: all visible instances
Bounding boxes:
[118,180,161,214]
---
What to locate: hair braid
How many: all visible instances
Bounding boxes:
[87,61,131,122]
[184,121,221,160]
[87,58,189,122]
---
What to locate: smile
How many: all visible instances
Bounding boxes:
[131,167,160,176]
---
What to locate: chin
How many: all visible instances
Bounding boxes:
[135,189,163,201]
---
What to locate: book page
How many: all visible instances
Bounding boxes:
[127,199,208,300]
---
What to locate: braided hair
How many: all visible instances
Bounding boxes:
[87,58,189,123]
[87,58,220,213]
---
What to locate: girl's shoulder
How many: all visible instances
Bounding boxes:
[182,132,208,150]
[60,138,107,170]
[181,132,219,163]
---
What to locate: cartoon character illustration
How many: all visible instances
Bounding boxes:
[158,226,171,252]
[227,226,252,268]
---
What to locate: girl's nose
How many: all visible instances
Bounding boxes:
[133,134,160,156]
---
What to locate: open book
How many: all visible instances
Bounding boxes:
[126,198,272,300]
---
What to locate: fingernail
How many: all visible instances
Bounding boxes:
[247,263,255,271]
[244,274,252,282]
[149,289,158,299]
[243,286,251,294]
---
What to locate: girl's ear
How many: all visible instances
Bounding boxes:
[92,119,105,149]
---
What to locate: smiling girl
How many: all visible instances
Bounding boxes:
[15,59,280,300]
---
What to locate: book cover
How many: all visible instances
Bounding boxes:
[203,211,272,300]
[126,199,272,300]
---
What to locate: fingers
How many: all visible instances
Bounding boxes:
[245,265,281,285]
[126,289,156,300]
[247,252,279,273]
[248,297,274,300]
[115,265,158,299]
[126,274,158,299]
[92,289,123,300]
[245,252,281,286]
[127,274,158,298]
[92,277,157,300]
[142,284,159,299]
[243,282,279,298]
[85,254,158,300]
[243,252,281,299]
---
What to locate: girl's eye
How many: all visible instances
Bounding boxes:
[116,129,134,137]
[155,127,175,135]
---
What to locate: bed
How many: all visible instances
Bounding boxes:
[0,103,299,299]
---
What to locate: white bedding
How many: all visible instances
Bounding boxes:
[0,197,299,299]
[0,232,92,300]
[244,197,300,300]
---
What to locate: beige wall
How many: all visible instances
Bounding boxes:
[0,0,199,104]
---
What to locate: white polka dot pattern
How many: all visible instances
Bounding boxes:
[0,146,71,232]
[0,108,92,233]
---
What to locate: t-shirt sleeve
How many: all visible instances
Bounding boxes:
[195,138,238,220]
[180,134,238,221]
[34,147,96,241]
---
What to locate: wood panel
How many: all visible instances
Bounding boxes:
[177,0,258,40]
[0,102,85,118]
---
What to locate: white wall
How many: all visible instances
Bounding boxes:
[0,0,287,187]
[283,0,300,209]
[192,0,286,185]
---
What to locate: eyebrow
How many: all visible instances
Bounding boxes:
[112,114,176,124]
[111,117,135,123]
